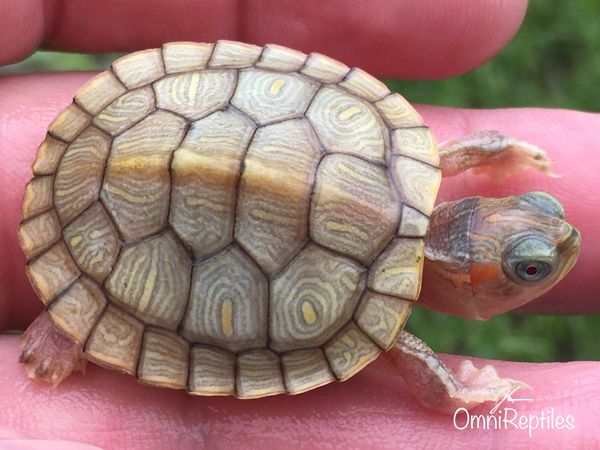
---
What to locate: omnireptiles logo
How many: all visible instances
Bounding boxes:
[452,386,575,436]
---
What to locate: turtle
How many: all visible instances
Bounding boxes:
[17,40,581,413]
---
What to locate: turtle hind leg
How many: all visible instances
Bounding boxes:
[20,311,86,386]
[439,130,555,182]
[383,331,529,414]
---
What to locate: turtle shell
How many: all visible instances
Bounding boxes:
[18,40,441,398]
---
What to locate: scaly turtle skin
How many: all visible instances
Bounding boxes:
[17,41,580,410]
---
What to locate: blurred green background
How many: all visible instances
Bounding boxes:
[1,1,598,362]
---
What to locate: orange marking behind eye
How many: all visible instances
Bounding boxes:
[469,263,501,288]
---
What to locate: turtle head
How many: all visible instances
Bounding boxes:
[422,192,580,320]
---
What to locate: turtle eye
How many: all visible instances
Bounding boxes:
[503,237,557,284]
[514,260,552,282]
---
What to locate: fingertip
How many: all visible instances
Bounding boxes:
[2,0,528,78]
[0,0,45,66]
[42,0,238,52]
[244,0,529,78]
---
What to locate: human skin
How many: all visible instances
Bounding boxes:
[1,1,599,449]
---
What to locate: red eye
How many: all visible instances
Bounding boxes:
[526,265,538,276]
[514,260,551,282]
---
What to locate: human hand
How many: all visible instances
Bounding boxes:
[1,1,599,448]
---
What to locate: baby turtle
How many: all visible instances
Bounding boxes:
[18,41,580,412]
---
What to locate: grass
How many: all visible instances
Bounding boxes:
[1,0,598,362]
[406,310,600,362]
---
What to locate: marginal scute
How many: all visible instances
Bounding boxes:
[48,276,107,345]
[74,71,127,115]
[281,348,335,395]
[324,322,381,381]
[209,40,262,68]
[391,127,439,166]
[398,205,430,237]
[85,305,144,375]
[162,42,213,73]
[368,238,425,300]
[138,328,189,389]
[48,103,91,142]
[93,86,156,136]
[235,119,322,274]
[181,246,268,352]
[391,156,442,216]
[375,94,424,128]
[270,244,366,352]
[154,70,236,120]
[308,86,386,163]
[106,231,192,329]
[355,291,411,350]
[54,126,111,224]
[26,241,80,305]
[112,48,165,89]
[170,110,255,258]
[188,345,236,396]
[22,176,53,219]
[310,154,400,264]
[301,53,349,83]
[236,350,285,399]
[256,44,307,71]
[32,136,68,175]
[101,110,187,241]
[63,202,120,283]
[18,210,61,260]
[338,68,390,102]
[231,69,319,125]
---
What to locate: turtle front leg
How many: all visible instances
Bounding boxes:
[20,311,85,386]
[439,130,554,182]
[383,331,528,414]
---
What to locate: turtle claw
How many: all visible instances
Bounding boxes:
[448,359,531,406]
[20,311,85,387]
[439,130,556,182]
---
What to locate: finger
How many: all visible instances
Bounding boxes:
[1,73,598,330]
[0,335,598,448]
[0,0,45,65]
[0,0,527,78]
